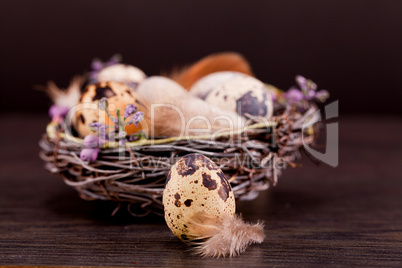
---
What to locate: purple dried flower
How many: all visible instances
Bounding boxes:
[106,54,121,66]
[307,80,317,92]
[296,75,308,91]
[89,122,110,140]
[89,122,103,131]
[49,105,69,121]
[118,138,127,147]
[128,135,139,142]
[128,111,144,127]
[124,104,137,119]
[117,131,127,139]
[291,75,329,103]
[315,90,330,102]
[83,134,106,148]
[91,59,104,71]
[80,148,100,162]
[305,89,316,100]
[89,55,121,83]
[296,75,317,94]
[113,117,120,125]
[285,88,304,103]
[99,126,109,140]
[98,97,108,110]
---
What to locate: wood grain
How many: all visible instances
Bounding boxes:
[0,115,401,267]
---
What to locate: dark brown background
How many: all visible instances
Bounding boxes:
[1,1,402,266]
[1,0,401,115]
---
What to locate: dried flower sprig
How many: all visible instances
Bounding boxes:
[89,54,122,83]
[285,75,329,104]
[80,97,145,162]
[48,104,69,123]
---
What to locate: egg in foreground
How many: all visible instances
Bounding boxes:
[163,154,235,241]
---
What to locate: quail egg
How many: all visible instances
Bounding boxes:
[189,71,248,99]
[163,154,235,241]
[204,76,273,119]
[96,64,146,88]
[73,81,147,137]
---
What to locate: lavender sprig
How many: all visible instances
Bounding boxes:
[98,97,109,111]
[127,111,144,127]
[89,54,122,83]
[80,100,145,162]
[124,104,137,120]
[48,105,69,123]
[285,75,329,104]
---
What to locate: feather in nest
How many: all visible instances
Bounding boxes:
[168,51,253,90]
[135,76,247,137]
[39,52,252,138]
[37,75,84,108]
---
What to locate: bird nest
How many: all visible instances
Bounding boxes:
[39,100,321,217]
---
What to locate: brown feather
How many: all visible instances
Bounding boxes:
[136,76,246,138]
[169,52,253,90]
[185,212,265,258]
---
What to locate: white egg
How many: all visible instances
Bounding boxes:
[205,76,273,119]
[97,64,146,87]
[189,71,248,99]
[163,154,236,241]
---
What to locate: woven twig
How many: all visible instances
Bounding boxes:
[39,105,320,216]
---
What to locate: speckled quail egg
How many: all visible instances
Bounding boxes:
[73,81,147,138]
[204,76,273,119]
[96,64,146,88]
[163,154,236,241]
[189,71,248,99]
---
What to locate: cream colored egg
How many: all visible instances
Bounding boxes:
[189,71,248,99]
[163,154,236,241]
[205,76,273,119]
[97,64,146,87]
[73,81,145,137]
[136,76,187,103]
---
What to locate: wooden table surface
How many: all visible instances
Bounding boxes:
[1,114,401,267]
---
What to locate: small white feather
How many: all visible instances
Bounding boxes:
[185,212,265,258]
[42,75,83,108]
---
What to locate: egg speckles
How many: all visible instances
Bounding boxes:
[189,71,248,99]
[205,76,273,119]
[73,81,144,137]
[163,154,235,241]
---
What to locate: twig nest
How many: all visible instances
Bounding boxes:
[96,64,146,87]
[163,154,265,258]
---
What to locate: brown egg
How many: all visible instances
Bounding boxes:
[205,76,273,119]
[73,81,147,138]
[163,154,236,241]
